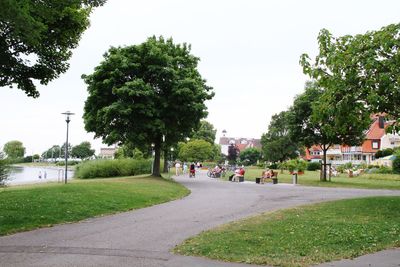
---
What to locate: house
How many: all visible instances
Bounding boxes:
[99,148,116,159]
[304,115,399,165]
[219,130,261,156]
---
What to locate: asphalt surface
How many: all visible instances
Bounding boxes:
[1,170,399,267]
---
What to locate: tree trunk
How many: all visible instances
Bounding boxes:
[163,148,168,173]
[321,146,328,182]
[152,137,162,177]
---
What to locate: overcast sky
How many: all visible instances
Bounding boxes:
[1,0,400,155]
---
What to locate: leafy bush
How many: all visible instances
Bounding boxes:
[307,162,321,171]
[267,163,278,169]
[284,159,308,172]
[368,166,393,174]
[375,148,394,159]
[392,154,400,174]
[0,153,10,186]
[56,160,80,166]
[75,158,152,179]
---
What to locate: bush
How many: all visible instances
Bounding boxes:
[267,162,278,169]
[56,160,80,166]
[307,162,321,171]
[75,158,152,179]
[392,154,400,174]
[284,159,307,172]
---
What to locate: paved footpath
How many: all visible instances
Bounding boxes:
[1,170,399,267]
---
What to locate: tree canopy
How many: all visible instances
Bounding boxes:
[71,141,95,159]
[239,147,261,166]
[83,36,214,175]
[300,23,400,125]
[261,111,299,163]
[0,0,106,97]
[3,140,25,159]
[178,139,214,162]
[190,120,217,144]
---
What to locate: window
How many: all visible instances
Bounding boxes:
[372,141,379,149]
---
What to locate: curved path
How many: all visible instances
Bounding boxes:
[1,170,399,266]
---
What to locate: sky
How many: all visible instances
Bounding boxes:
[1,0,400,155]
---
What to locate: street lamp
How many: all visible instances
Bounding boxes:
[169,147,174,174]
[151,143,155,175]
[61,111,74,184]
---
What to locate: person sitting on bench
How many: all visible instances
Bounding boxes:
[261,169,273,184]
[232,166,245,182]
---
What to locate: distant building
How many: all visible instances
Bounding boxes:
[99,147,116,159]
[219,130,261,156]
[303,115,400,165]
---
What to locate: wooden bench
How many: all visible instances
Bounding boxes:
[256,171,278,184]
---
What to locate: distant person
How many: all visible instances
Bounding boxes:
[183,162,188,175]
[175,162,181,176]
[189,162,196,178]
[38,171,42,179]
[43,171,47,179]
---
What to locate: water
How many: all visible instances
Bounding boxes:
[5,166,74,186]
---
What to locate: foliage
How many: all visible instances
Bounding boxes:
[191,120,217,144]
[178,139,214,162]
[55,160,81,166]
[0,175,189,236]
[283,158,308,172]
[3,140,25,159]
[239,147,261,166]
[375,148,394,159]
[307,162,321,171]
[227,144,239,164]
[174,196,400,266]
[71,141,95,159]
[261,111,299,163]
[301,24,400,133]
[0,0,106,97]
[42,145,62,159]
[82,36,214,176]
[289,81,370,181]
[393,153,400,174]
[0,153,10,186]
[75,158,152,179]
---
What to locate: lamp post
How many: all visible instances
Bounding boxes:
[169,147,174,174]
[61,111,74,184]
[151,143,155,175]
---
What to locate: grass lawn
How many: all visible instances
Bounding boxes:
[224,167,400,190]
[174,196,400,267]
[0,175,189,236]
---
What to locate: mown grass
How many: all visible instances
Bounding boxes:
[0,175,189,236]
[174,196,400,267]
[225,167,400,190]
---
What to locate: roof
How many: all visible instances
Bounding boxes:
[365,117,388,140]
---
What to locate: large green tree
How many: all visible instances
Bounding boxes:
[42,145,62,159]
[71,141,95,159]
[0,0,106,97]
[289,82,370,181]
[300,23,400,129]
[190,120,217,144]
[3,140,25,159]
[261,111,298,164]
[83,37,214,176]
[239,147,261,166]
[178,139,213,162]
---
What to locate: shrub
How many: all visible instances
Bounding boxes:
[56,160,80,166]
[307,162,321,171]
[75,158,152,179]
[376,166,393,174]
[392,154,400,174]
[284,159,307,172]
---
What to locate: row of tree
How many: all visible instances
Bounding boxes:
[262,23,400,181]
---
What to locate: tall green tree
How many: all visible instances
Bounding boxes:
[300,23,400,130]
[71,141,95,159]
[3,140,25,159]
[83,36,214,176]
[178,139,213,162]
[261,111,298,164]
[289,82,370,181]
[0,0,106,97]
[191,120,217,144]
[227,144,239,164]
[42,145,62,159]
[0,152,10,186]
[239,147,261,166]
